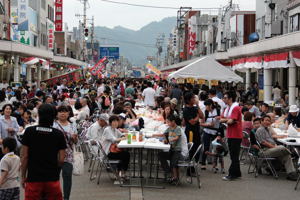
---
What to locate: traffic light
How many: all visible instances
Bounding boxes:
[84,28,89,40]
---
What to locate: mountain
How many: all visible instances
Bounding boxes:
[94,17,177,66]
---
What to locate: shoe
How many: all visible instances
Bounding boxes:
[221,168,225,174]
[222,175,237,181]
[286,172,298,181]
[201,166,207,170]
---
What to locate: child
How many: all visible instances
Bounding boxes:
[210,139,226,174]
[164,115,182,184]
[0,137,20,200]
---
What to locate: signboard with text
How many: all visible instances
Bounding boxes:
[48,23,54,49]
[99,46,119,59]
[55,0,63,31]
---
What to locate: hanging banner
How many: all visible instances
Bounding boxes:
[146,63,161,75]
[176,78,185,84]
[244,56,263,69]
[186,78,195,84]
[55,0,63,31]
[197,79,206,85]
[292,51,300,66]
[210,80,219,86]
[89,57,108,76]
[263,52,288,69]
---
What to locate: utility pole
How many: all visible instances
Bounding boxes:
[90,16,95,65]
[155,33,165,68]
[82,0,88,62]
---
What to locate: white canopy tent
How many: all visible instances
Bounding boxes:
[168,56,243,83]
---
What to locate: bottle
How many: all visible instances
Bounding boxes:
[189,131,193,143]
[139,133,143,142]
[127,133,132,144]
[132,132,137,142]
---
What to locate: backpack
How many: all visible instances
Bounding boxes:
[104,96,111,107]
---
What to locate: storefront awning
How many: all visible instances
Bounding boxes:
[263,52,289,69]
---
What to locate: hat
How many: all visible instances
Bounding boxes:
[289,105,299,113]
[170,98,178,105]
[119,113,127,120]
[98,113,109,124]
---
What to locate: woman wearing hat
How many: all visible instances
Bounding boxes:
[285,105,300,129]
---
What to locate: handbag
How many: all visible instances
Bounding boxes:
[109,143,122,153]
[73,145,84,176]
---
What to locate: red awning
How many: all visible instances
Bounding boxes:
[263,52,288,69]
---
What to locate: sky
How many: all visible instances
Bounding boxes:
[64,0,256,31]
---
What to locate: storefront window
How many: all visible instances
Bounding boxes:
[290,14,299,32]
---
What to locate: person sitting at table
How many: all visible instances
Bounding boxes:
[242,112,254,148]
[285,105,300,129]
[102,115,130,180]
[124,102,137,121]
[118,113,129,132]
[86,113,109,145]
[249,118,261,156]
[162,103,177,123]
[157,115,183,184]
[255,115,298,181]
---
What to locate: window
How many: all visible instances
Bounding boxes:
[290,14,300,32]
[41,0,46,10]
[48,5,54,22]
[40,23,47,46]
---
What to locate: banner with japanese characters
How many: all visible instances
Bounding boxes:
[55,0,63,31]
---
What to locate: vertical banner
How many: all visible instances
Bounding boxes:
[188,15,197,56]
[48,23,54,49]
[55,0,63,31]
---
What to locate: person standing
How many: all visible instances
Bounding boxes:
[142,82,156,107]
[170,84,183,110]
[53,106,78,200]
[218,91,242,181]
[21,104,67,200]
[183,92,204,173]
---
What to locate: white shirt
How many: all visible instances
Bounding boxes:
[86,122,106,142]
[142,87,156,107]
[82,105,90,118]
[212,96,226,113]
[58,84,67,94]
[272,87,281,100]
[97,85,105,97]
[0,152,20,189]
[198,101,206,114]
[203,109,219,135]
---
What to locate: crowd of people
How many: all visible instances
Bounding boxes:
[0,78,298,199]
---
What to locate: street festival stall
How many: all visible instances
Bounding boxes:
[168,56,243,84]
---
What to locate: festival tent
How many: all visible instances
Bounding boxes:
[168,56,243,83]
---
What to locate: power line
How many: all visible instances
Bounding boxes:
[98,0,219,10]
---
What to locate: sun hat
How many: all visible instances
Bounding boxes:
[170,98,178,105]
[98,113,109,124]
[289,105,299,113]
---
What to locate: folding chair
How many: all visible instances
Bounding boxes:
[254,142,278,179]
[240,131,250,162]
[177,144,202,189]
[84,140,100,181]
[295,164,300,190]
[95,141,122,185]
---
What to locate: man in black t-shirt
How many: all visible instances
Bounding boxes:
[21,104,66,200]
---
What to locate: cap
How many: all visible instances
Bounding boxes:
[289,105,299,113]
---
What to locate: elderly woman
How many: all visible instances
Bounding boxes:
[0,104,20,159]
[124,102,137,120]
[102,115,130,179]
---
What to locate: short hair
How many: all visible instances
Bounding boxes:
[224,91,237,102]
[166,114,177,122]
[241,106,249,114]
[274,107,282,116]
[261,115,271,121]
[262,103,269,108]
[199,92,208,101]
[147,82,152,87]
[57,105,69,113]
[36,90,44,97]
[246,101,254,106]
[204,99,214,106]
[2,104,13,112]
[253,118,261,123]
[243,111,253,121]
[109,115,120,124]
[208,89,216,95]
[184,92,195,104]
[74,99,83,110]
[2,137,17,152]
[38,104,57,126]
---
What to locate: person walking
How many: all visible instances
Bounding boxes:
[218,91,242,181]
